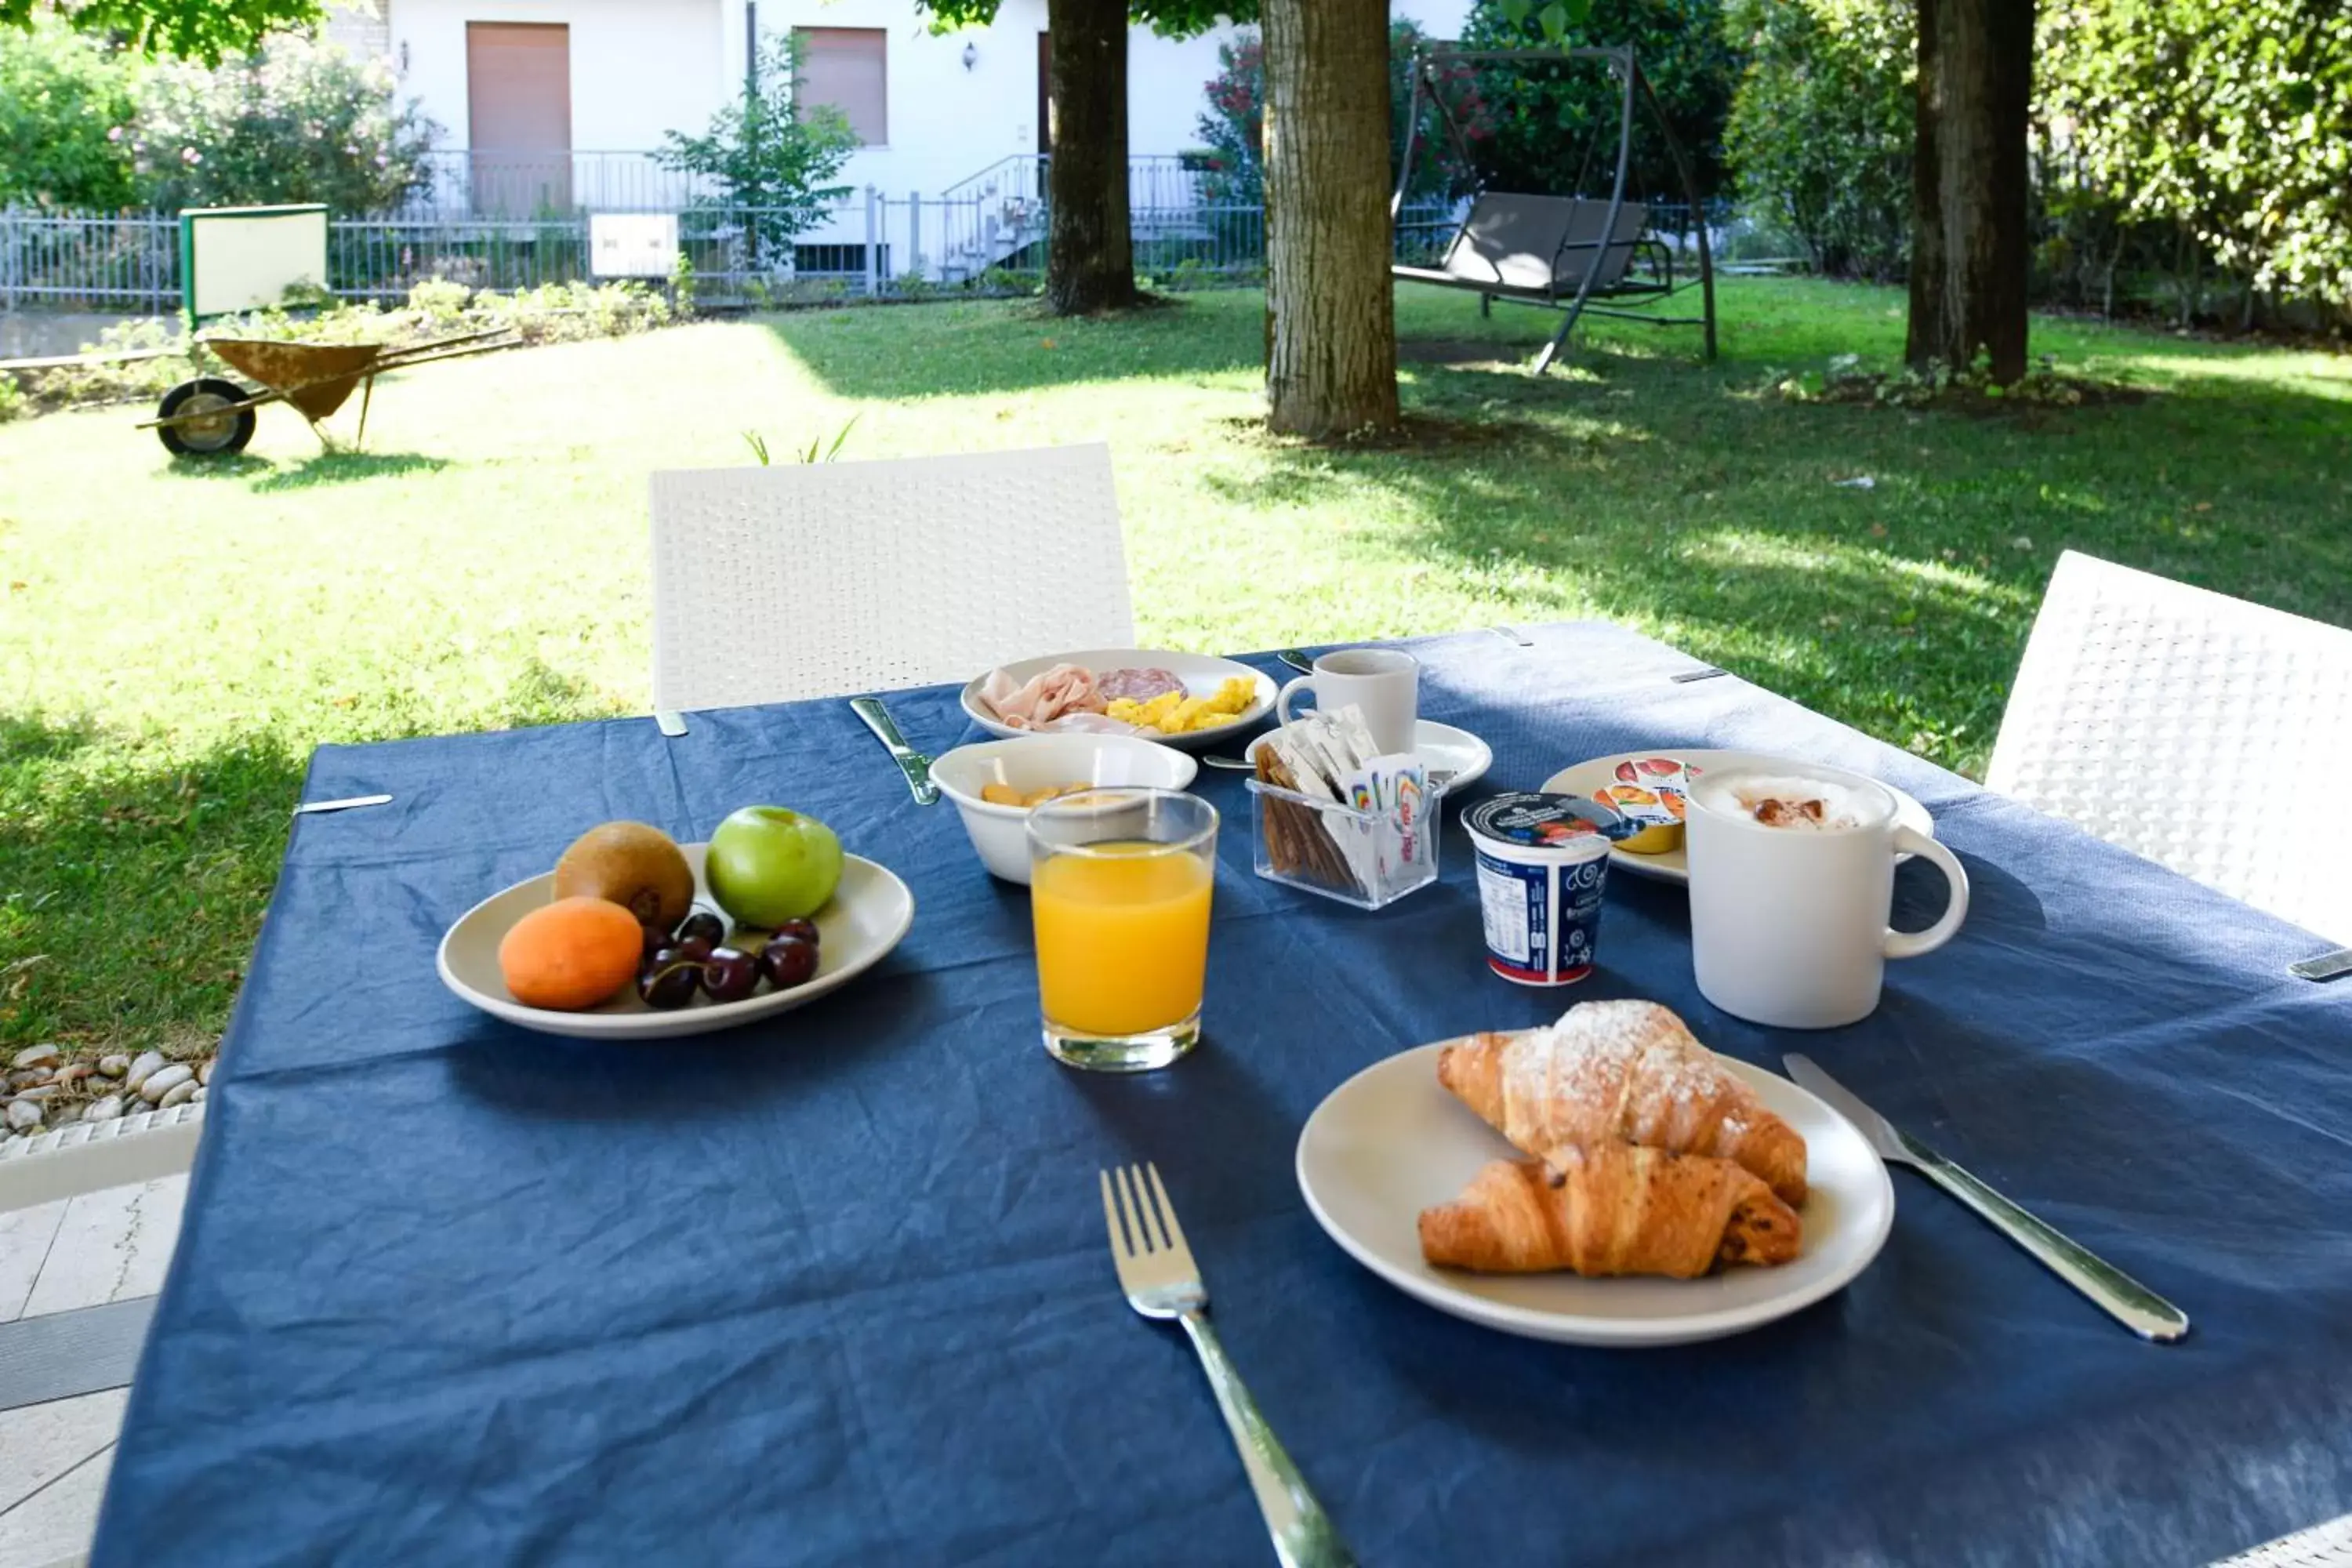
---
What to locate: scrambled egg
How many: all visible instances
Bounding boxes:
[1106,677,1260,735]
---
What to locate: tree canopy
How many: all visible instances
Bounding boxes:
[0,0,321,64]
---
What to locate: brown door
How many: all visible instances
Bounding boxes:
[1036,31,1053,154]
[466,23,572,216]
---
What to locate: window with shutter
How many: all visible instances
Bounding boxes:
[793,27,887,146]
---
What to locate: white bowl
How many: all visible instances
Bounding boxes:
[931,734,1200,883]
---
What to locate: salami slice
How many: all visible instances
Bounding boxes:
[1095,666,1186,702]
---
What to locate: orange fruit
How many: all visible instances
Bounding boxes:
[498,896,644,1011]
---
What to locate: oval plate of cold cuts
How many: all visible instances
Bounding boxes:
[961,649,1277,752]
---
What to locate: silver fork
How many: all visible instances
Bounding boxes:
[1099,1163,1356,1568]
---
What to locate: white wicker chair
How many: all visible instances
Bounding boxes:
[648,442,1134,715]
[2213,1512,2352,1567]
[1986,551,2352,942]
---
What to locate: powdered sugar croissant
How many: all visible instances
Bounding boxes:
[1436,1000,1808,1206]
[1418,1146,1802,1276]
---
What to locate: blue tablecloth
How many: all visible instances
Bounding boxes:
[96,623,2352,1566]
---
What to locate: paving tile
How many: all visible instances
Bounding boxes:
[0,1392,125,1516]
[0,1426,111,1568]
[0,1210,65,1326]
[21,1181,185,1321]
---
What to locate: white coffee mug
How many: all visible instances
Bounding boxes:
[1685,763,1969,1029]
[1276,648,1419,754]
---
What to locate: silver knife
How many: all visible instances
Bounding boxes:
[292,793,393,816]
[1784,1053,2189,1342]
[848,697,938,806]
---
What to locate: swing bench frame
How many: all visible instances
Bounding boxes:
[1392,44,1717,373]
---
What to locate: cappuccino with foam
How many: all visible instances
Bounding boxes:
[1686,762,1969,1027]
[1692,772,1881,833]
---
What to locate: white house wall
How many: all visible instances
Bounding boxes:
[392,0,1478,185]
[386,0,1480,256]
[391,0,725,157]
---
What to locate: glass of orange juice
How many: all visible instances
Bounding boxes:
[1027,788,1218,1072]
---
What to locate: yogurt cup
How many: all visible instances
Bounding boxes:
[1462,792,1628,986]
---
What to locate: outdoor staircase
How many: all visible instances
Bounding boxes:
[934,155,1050,283]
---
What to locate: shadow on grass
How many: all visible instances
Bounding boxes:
[164,453,277,482]
[249,452,452,492]
[762,294,1263,400]
[1227,330,2352,774]
[0,712,305,1052]
[499,658,603,729]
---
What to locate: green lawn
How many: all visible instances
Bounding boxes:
[2,278,2347,1056]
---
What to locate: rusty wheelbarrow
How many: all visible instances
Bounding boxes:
[141,328,520,456]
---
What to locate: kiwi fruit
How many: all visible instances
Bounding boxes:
[551,822,695,931]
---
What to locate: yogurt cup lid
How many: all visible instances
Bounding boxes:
[1462,791,1634,849]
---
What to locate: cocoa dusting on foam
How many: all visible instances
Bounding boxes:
[1752,797,1832,829]
[1697,773,1874,832]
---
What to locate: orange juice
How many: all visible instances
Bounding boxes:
[1031,841,1214,1036]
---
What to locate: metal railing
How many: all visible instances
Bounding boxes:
[0,211,179,310]
[0,193,1466,314]
[401,151,711,217]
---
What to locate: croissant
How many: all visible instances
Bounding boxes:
[1436,1000,1809,1206]
[1418,1148,1802,1276]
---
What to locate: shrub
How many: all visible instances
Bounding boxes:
[1721,0,1914,281]
[656,34,858,263]
[2040,0,2352,319]
[7,283,671,421]
[129,31,438,212]
[0,18,140,210]
[1460,0,1741,205]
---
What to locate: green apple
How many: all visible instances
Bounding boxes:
[705,806,843,927]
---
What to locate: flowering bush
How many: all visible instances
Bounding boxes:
[129,31,437,212]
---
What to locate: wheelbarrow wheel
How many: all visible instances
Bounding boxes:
[155,379,256,457]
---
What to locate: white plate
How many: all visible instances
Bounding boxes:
[436,844,913,1040]
[1541,750,1936,885]
[1244,719,1494,793]
[1295,1043,1895,1347]
[960,649,1277,752]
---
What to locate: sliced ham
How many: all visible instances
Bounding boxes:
[1035,713,1145,735]
[976,663,1105,728]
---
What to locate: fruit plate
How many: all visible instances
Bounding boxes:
[1541,750,1936,886]
[436,844,913,1040]
[960,648,1277,752]
[1296,1044,1895,1347]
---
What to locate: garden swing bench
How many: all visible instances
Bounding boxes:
[1391,44,1718,374]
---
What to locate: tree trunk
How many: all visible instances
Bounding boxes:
[1044,0,1134,314]
[1262,0,1399,438]
[1904,0,2034,381]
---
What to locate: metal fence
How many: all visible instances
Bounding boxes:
[0,194,1505,315]
[399,151,710,218]
[0,212,179,310]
